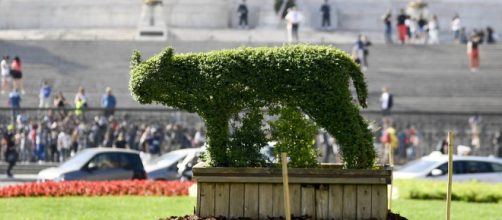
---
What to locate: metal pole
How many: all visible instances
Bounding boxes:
[281,153,292,220]
[446,132,454,220]
[388,143,394,210]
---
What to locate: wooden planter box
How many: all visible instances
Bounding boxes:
[193,163,392,220]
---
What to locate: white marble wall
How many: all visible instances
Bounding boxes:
[0,0,500,32]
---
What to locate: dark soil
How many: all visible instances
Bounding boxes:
[162,212,407,220]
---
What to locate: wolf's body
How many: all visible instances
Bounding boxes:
[130,45,375,168]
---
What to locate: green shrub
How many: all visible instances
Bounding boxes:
[130,45,374,168]
[269,106,319,168]
[396,180,502,203]
[228,108,268,167]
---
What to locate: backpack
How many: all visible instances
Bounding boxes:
[388,94,393,109]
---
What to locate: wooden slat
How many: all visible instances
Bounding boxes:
[258,184,273,220]
[289,184,302,218]
[229,183,245,219]
[357,185,372,219]
[199,183,215,217]
[316,184,329,220]
[244,184,259,219]
[342,185,357,220]
[214,183,229,218]
[272,184,284,218]
[195,176,389,184]
[371,185,388,220]
[328,184,344,220]
[196,183,201,215]
[301,184,316,219]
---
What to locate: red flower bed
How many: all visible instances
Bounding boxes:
[0,180,193,198]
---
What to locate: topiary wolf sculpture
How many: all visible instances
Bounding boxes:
[130,45,375,169]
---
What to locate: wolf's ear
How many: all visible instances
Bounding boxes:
[159,47,174,64]
[131,50,142,69]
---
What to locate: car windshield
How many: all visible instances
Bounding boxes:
[150,150,191,164]
[398,159,438,173]
[59,150,96,170]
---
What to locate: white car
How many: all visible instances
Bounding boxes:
[394,153,502,183]
[145,147,204,180]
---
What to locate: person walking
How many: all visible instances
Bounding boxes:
[320,0,331,30]
[428,15,440,44]
[10,56,24,94]
[8,89,21,124]
[39,80,52,108]
[380,86,393,116]
[467,34,481,72]
[1,56,11,94]
[382,10,392,44]
[451,14,461,44]
[3,125,18,178]
[285,7,304,43]
[352,35,371,71]
[237,0,249,29]
[101,87,117,118]
[396,9,408,44]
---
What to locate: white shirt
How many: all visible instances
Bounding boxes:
[285,10,304,24]
[380,92,390,110]
[1,59,9,76]
[451,18,461,31]
[57,132,71,150]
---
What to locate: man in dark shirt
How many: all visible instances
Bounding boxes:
[320,0,331,29]
[396,9,408,44]
[237,0,249,29]
[3,126,18,178]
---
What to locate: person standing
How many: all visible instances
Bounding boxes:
[380,86,393,116]
[285,7,304,43]
[382,10,392,44]
[74,86,88,108]
[320,0,331,30]
[101,87,117,118]
[428,15,440,44]
[451,14,461,44]
[237,0,249,29]
[486,26,497,44]
[3,125,18,178]
[467,35,481,72]
[353,35,371,71]
[57,129,70,161]
[8,89,21,124]
[39,80,52,108]
[1,56,10,94]
[396,9,408,44]
[10,56,24,94]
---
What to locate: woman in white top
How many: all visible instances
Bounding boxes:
[428,15,440,44]
[451,14,461,43]
[1,56,10,94]
[74,86,88,107]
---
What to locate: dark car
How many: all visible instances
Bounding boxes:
[38,148,146,182]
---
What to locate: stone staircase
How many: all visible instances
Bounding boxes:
[0,40,500,112]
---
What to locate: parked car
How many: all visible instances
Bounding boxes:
[394,153,502,183]
[145,147,204,180]
[37,148,146,182]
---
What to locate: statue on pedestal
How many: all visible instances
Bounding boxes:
[137,0,167,40]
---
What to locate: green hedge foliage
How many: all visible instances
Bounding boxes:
[130,45,375,169]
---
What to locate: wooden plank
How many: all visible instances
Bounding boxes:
[196,183,201,216]
[272,184,284,218]
[289,184,302,218]
[328,184,344,220]
[244,184,259,219]
[214,183,229,218]
[357,185,372,220]
[371,185,388,220]
[258,184,273,220]
[229,183,245,219]
[342,185,357,220]
[301,184,316,219]
[316,184,329,220]
[195,176,389,184]
[199,183,215,217]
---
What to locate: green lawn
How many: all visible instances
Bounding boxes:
[0,196,195,220]
[393,199,502,220]
[1,196,501,220]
